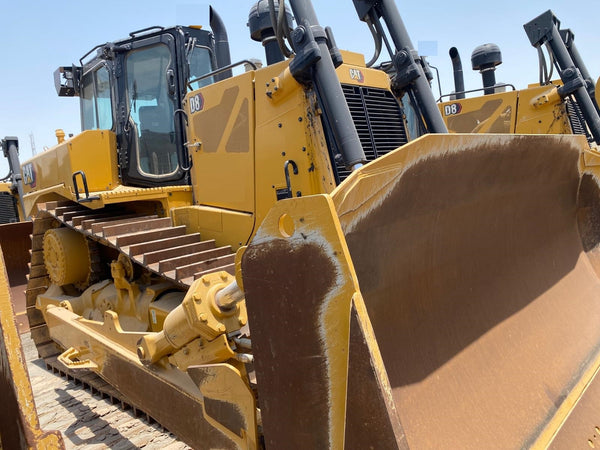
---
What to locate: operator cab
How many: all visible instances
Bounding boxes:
[55,25,218,187]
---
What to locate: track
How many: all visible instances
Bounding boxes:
[22,331,189,449]
[24,200,237,443]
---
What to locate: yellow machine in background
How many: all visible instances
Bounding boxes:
[0,137,26,224]
[0,181,17,221]
[440,80,578,136]
[438,10,600,149]
[5,1,600,448]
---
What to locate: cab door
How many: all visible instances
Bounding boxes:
[120,32,187,186]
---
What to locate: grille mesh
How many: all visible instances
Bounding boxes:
[336,84,408,182]
[0,192,18,224]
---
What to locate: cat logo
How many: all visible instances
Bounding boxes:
[349,68,364,83]
[22,163,36,187]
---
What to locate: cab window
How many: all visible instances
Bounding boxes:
[188,45,215,90]
[126,44,177,176]
[81,65,113,130]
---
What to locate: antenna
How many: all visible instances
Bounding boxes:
[29,133,37,156]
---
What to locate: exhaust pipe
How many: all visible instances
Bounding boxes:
[449,47,465,99]
[209,6,233,81]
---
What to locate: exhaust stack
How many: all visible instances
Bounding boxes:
[449,47,465,99]
[209,6,232,81]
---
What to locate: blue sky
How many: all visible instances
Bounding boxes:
[1,1,598,175]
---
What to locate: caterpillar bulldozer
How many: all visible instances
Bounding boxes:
[4,0,600,448]
[438,10,600,150]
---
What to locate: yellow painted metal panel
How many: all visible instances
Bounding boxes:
[338,50,366,67]
[22,184,75,218]
[21,130,119,196]
[67,130,119,191]
[253,62,337,228]
[515,85,572,135]
[440,84,574,137]
[186,72,255,213]
[184,59,395,248]
[439,90,518,133]
[172,205,253,249]
[336,60,390,87]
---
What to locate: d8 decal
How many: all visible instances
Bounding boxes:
[189,93,204,114]
[444,103,462,116]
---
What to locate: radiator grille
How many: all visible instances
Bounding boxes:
[337,84,408,182]
[0,192,18,224]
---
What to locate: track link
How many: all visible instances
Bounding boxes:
[22,333,189,449]
[24,199,237,441]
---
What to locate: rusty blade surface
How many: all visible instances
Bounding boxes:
[0,243,64,448]
[333,133,600,448]
[345,297,407,449]
[243,195,357,449]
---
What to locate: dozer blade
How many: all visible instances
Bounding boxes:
[0,245,64,448]
[243,133,600,448]
[0,221,33,334]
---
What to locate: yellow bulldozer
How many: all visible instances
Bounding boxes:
[438,10,600,149]
[4,0,600,448]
